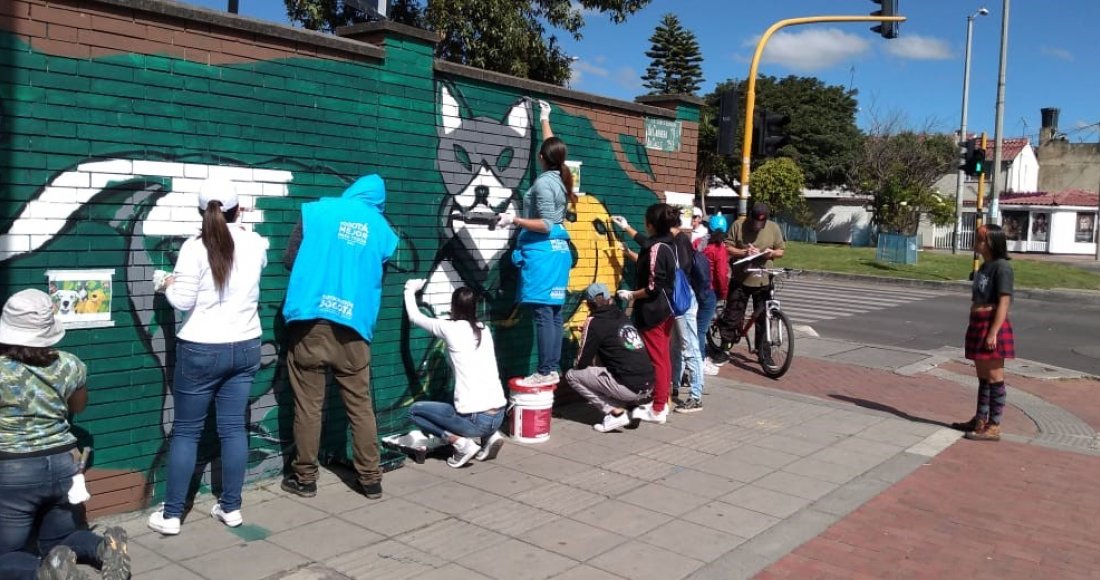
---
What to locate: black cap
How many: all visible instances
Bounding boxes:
[750,202,769,221]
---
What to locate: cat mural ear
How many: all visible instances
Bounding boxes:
[505,98,530,138]
[440,85,462,135]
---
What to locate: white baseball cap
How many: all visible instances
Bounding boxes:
[198,180,239,211]
[692,206,703,218]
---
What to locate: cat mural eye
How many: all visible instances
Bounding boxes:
[453,143,473,171]
[495,147,514,173]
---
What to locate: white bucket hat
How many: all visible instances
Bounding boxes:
[0,289,65,348]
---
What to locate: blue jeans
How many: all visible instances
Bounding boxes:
[163,338,261,519]
[530,304,563,375]
[696,290,717,359]
[671,293,704,400]
[0,450,103,580]
[408,401,505,440]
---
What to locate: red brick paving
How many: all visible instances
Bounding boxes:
[940,359,1100,431]
[761,440,1100,579]
[716,353,1039,436]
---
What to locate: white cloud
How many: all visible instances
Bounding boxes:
[1040,46,1073,62]
[569,59,609,86]
[748,28,870,72]
[884,35,952,60]
[569,1,598,16]
[614,67,643,92]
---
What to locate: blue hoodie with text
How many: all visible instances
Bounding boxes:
[283,174,398,342]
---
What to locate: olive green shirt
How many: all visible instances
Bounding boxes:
[727,220,786,288]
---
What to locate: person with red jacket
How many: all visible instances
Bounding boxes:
[699,214,729,375]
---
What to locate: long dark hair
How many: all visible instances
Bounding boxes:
[644,203,679,237]
[0,344,58,367]
[540,137,577,205]
[980,224,1010,261]
[199,201,239,293]
[708,228,726,245]
[450,287,483,347]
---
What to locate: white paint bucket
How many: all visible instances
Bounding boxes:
[507,376,556,444]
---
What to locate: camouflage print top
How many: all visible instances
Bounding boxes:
[0,351,86,455]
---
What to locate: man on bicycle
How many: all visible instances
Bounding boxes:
[714,202,786,366]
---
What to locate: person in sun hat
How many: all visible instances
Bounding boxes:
[147,179,270,536]
[0,289,131,580]
[563,282,656,432]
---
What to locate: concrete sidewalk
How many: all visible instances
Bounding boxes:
[91,376,960,580]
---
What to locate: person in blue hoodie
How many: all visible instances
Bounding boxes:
[280,174,398,501]
[498,104,575,386]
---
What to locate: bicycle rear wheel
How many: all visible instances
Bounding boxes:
[759,309,794,378]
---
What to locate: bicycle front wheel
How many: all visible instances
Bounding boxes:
[759,309,794,379]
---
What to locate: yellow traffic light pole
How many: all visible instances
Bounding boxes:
[971,132,988,273]
[736,15,906,218]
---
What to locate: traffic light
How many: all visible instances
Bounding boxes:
[960,139,987,177]
[870,0,899,39]
[717,88,738,158]
[752,108,790,159]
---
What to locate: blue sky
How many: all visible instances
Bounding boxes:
[184,0,1098,142]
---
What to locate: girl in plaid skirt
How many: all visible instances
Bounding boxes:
[953,225,1015,441]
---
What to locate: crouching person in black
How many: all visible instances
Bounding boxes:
[564,283,656,433]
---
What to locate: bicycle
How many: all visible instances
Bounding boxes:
[707,267,801,379]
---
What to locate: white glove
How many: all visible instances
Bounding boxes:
[497,211,516,227]
[616,289,634,302]
[404,278,427,293]
[68,474,91,504]
[611,215,629,229]
[538,99,551,122]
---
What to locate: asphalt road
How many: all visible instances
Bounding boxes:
[806,281,1100,376]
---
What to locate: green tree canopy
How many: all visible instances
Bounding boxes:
[850,122,957,235]
[284,0,652,85]
[641,14,704,95]
[696,76,861,193]
[749,157,808,224]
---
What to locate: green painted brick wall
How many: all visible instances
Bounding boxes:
[0,1,699,517]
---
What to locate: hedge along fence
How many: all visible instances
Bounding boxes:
[0,0,700,517]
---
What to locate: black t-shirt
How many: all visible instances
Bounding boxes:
[575,305,656,391]
[972,258,1014,305]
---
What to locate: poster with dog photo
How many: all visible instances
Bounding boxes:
[46,269,115,328]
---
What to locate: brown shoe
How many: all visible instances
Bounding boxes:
[950,416,982,432]
[965,422,1001,441]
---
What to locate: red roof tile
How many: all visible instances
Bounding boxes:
[999,190,1098,207]
[987,137,1030,161]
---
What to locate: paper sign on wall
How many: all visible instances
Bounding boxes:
[46,269,116,329]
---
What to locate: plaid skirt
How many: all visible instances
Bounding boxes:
[964,308,1016,360]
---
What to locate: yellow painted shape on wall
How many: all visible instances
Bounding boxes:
[563,195,627,342]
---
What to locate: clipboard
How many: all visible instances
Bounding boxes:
[732,248,772,267]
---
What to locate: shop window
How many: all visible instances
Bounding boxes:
[1002,211,1029,242]
[1076,212,1096,243]
[1031,213,1049,242]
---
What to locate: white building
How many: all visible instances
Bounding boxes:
[998,190,1098,254]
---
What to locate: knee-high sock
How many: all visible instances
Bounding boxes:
[989,381,1007,425]
[976,379,990,420]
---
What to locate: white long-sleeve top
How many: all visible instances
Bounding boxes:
[404,288,506,414]
[167,226,269,344]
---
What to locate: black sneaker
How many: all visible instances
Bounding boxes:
[358,481,383,500]
[281,476,317,498]
[674,398,704,414]
[98,526,131,580]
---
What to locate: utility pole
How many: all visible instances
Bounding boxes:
[737,13,905,218]
[952,8,988,254]
[228,0,239,13]
[988,0,1010,225]
[1095,150,1100,260]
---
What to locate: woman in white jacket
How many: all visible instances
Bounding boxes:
[403,280,506,468]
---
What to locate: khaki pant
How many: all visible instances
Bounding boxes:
[565,366,651,415]
[287,321,380,486]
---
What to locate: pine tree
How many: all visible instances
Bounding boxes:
[641,14,704,95]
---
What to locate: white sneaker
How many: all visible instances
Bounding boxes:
[447,437,480,468]
[703,360,720,376]
[211,503,243,528]
[593,412,631,433]
[476,431,505,462]
[631,403,668,425]
[521,372,559,386]
[147,508,181,535]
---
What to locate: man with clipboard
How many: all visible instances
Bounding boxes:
[713,202,786,366]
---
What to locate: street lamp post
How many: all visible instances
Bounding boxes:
[952,7,988,254]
